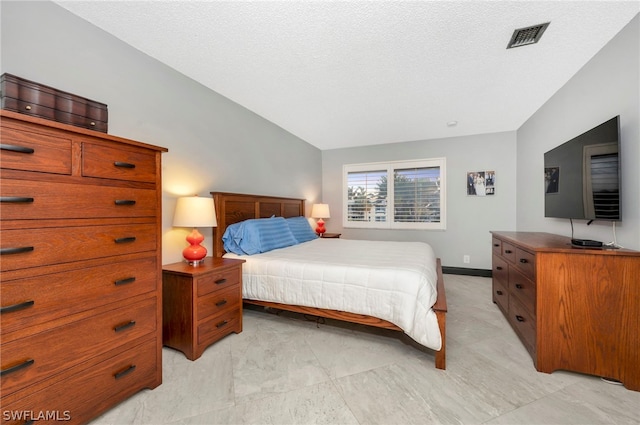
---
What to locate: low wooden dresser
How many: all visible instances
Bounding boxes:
[491,231,640,391]
[0,110,166,423]
[162,257,245,360]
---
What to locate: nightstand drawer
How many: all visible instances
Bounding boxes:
[197,310,241,346]
[197,268,241,297]
[197,286,241,322]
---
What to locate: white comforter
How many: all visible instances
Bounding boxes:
[225,238,442,351]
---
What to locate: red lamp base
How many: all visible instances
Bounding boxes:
[315,219,326,236]
[183,228,207,265]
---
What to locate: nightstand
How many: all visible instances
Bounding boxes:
[321,233,342,238]
[162,257,245,360]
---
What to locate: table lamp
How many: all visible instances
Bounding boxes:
[173,196,217,265]
[311,203,330,236]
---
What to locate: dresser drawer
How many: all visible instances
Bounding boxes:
[0,179,157,220]
[197,286,241,322]
[0,223,157,272]
[509,297,536,357]
[1,256,157,338]
[492,237,502,255]
[0,296,157,397]
[492,278,509,314]
[0,125,71,175]
[492,255,508,287]
[197,309,241,346]
[509,267,536,316]
[501,241,517,263]
[514,248,536,280]
[1,338,157,425]
[196,267,241,297]
[82,142,157,183]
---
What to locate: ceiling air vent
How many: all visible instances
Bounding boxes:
[507,22,550,49]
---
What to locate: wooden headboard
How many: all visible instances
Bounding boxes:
[210,192,306,258]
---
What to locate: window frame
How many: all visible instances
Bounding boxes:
[342,158,446,230]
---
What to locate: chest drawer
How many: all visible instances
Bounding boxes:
[196,267,241,297]
[82,143,157,183]
[0,223,157,272]
[197,286,241,322]
[492,237,502,255]
[492,277,509,314]
[1,256,157,338]
[0,296,157,397]
[0,179,157,220]
[1,338,157,425]
[0,125,72,175]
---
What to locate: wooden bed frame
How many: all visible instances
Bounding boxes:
[211,191,447,369]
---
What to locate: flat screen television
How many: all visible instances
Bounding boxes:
[544,116,621,221]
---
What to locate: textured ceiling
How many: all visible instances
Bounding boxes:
[54,1,639,150]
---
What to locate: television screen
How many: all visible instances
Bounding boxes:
[544,116,621,221]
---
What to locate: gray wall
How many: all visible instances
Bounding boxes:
[322,131,517,269]
[517,14,639,250]
[1,1,322,264]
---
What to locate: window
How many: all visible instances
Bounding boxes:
[343,158,446,230]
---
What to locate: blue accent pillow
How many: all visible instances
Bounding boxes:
[223,217,298,255]
[222,221,246,255]
[286,216,318,243]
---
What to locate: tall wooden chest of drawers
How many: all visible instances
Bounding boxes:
[0,110,167,423]
[491,231,640,392]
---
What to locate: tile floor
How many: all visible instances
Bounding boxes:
[91,274,639,424]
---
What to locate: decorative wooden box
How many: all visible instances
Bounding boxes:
[0,73,108,133]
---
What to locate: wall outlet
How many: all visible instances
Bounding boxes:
[463,255,470,264]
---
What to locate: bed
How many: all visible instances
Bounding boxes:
[211,191,447,369]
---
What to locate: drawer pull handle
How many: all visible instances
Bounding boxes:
[515,315,525,322]
[505,250,513,254]
[0,196,34,203]
[515,284,523,289]
[114,161,136,169]
[0,144,35,154]
[114,364,136,380]
[493,243,499,247]
[90,121,96,126]
[496,266,503,271]
[216,320,229,328]
[1,300,35,314]
[0,246,34,255]
[1,358,35,376]
[496,290,503,296]
[25,105,32,110]
[519,258,528,264]
[115,237,136,244]
[215,299,228,307]
[114,277,136,286]
[113,320,136,332]
[115,199,137,206]
[215,278,227,285]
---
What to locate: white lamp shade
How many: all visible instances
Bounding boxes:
[173,196,217,228]
[311,203,330,219]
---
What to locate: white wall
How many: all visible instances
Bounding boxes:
[1,1,323,264]
[322,131,517,269]
[517,14,639,250]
